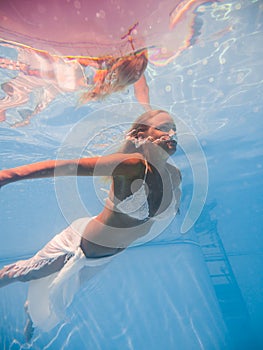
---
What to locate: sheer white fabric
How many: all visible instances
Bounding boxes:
[116,184,149,220]
[27,217,114,332]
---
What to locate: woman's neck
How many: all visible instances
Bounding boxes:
[142,144,169,171]
[119,140,169,170]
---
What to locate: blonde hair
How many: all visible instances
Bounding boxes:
[79,49,148,104]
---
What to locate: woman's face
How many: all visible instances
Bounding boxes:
[146,112,177,156]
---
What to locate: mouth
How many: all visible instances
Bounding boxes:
[152,137,177,152]
[165,139,177,147]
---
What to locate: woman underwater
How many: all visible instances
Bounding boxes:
[0,41,150,126]
[0,109,181,340]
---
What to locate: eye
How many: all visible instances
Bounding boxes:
[155,124,176,133]
[162,127,169,132]
[155,125,166,132]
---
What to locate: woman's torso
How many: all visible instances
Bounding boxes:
[80,161,180,258]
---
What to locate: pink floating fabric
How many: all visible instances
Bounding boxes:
[0,0,218,62]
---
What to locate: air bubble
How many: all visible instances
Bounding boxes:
[96,10,106,19]
[165,85,172,92]
[74,0,81,9]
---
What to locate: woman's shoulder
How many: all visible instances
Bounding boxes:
[100,152,144,163]
[98,152,145,177]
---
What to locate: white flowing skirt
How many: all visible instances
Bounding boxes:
[24,217,114,332]
[3,209,175,332]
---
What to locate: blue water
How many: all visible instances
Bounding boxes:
[0,0,263,349]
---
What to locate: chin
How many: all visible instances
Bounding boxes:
[162,141,177,155]
[167,149,177,157]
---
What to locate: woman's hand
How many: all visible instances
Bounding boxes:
[0,169,12,188]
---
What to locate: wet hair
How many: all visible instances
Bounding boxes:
[127,110,169,136]
[109,50,148,86]
[79,49,148,104]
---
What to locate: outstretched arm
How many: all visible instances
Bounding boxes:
[134,75,151,111]
[0,153,145,187]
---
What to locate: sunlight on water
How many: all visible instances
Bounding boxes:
[0,0,262,349]
[0,0,222,127]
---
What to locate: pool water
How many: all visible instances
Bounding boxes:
[0,0,263,349]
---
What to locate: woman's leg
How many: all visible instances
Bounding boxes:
[0,253,71,287]
[24,300,34,342]
[0,220,84,287]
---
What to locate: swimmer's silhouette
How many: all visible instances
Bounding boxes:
[0,110,181,341]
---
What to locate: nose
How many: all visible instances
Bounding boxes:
[159,134,178,143]
[167,129,177,142]
[168,129,175,137]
